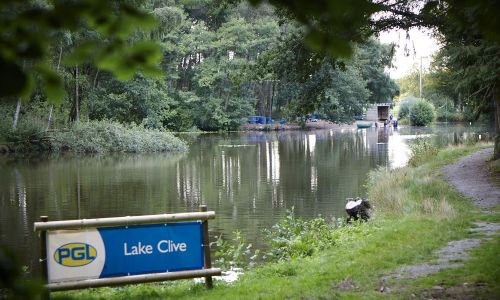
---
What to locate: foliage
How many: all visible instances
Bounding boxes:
[318,67,370,123]
[53,120,187,153]
[354,39,399,103]
[257,32,397,122]
[398,96,419,120]
[409,99,436,126]
[0,245,43,299]
[0,0,161,103]
[214,231,259,270]
[408,138,440,167]
[366,144,487,218]
[0,113,52,152]
[0,0,403,135]
[436,108,463,122]
[262,207,339,261]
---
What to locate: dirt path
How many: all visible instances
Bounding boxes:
[384,147,500,298]
[442,148,500,209]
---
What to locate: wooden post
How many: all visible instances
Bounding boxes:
[40,216,50,300]
[199,205,213,288]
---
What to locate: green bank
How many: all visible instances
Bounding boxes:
[56,143,499,299]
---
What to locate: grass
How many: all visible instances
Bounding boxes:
[0,119,188,153]
[54,143,498,299]
[389,207,500,299]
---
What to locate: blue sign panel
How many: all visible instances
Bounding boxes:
[98,222,204,278]
[46,221,205,283]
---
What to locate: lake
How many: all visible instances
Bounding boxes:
[0,123,493,274]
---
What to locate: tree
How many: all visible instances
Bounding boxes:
[248,0,500,159]
[354,39,399,103]
[410,99,436,126]
[428,1,500,158]
[0,0,162,104]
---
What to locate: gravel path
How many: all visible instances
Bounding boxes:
[383,147,500,298]
[442,148,500,209]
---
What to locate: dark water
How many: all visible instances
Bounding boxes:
[0,123,493,274]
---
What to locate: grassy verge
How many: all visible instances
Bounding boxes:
[55,143,498,299]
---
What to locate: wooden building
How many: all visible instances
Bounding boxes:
[365,103,393,121]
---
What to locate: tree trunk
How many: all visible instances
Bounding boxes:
[256,81,266,116]
[494,87,500,160]
[75,65,79,122]
[47,45,63,131]
[269,82,274,118]
[12,99,21,129]
[69,66,80,122]
[13,61,26,130]
[93,69,99,90]
[46,106,53,131]
[224,77,229,110]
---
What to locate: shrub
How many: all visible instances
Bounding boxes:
[398,96,419,119]
[409,99,436,126]
[262,207,339,261]
[408,138,439,167]
[214,231,259,270]
[2,118,52,152]
[53,120,187,153]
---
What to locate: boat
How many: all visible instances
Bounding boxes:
[356,122,372,129]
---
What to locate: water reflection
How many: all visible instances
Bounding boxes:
[388,129,412,169]
[0,124,492,275]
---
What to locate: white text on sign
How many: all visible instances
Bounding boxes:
[124,240,187,256]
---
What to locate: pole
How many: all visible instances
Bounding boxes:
[419,56,423,99]
[40,216,50,300]
[199,205,213,288]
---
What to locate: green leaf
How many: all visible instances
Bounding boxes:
[0,58,27,99]
[64,41,100,65]
[36,64,65,104]
[305,30,353,57]
[20,73,35,102]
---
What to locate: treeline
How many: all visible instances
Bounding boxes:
[397,28,499,125]
[0,0,398,135]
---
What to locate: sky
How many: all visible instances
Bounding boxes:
[378,28,441,79]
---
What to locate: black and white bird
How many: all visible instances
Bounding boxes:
[345,197,371,222]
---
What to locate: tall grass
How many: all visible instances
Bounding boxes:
[0,117,52,152]
[366,143,491,219]
[1,118,188,153]
[408,138,439,167]
[53,120,188,153]
[367,165,461,218]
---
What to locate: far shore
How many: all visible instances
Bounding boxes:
[240,120,357,131]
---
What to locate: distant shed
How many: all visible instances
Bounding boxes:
[366,103,393,121]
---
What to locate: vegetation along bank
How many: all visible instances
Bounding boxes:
[51,142,499,299]
[0,120,187,153]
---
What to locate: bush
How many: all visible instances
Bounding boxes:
[1,118,52,152]
[408,138,440,167]
[53,120,187,153]
[262,207,340,261]
[214,231,259,270]
[398,96,419,119]
[409,100,436,126]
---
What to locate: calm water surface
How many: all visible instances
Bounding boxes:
[0,124,492,273]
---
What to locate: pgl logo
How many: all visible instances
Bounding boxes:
[54,243,97,267]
